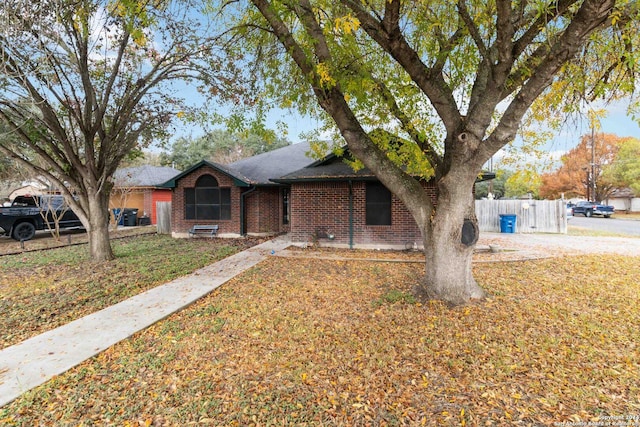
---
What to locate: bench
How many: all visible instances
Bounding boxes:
[188,224,219,238]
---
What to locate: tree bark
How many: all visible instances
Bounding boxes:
[414,170,488,306]
[85,192,115,262]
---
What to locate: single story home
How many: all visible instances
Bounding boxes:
[111,165,180,225]
[161,142,494,249]
[605,188,640,213]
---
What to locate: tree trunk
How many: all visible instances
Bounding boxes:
[414,172,488,306]
[86,193,115,262]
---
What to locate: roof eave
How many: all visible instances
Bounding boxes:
[159,160,251,188]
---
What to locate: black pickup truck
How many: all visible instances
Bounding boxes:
[570,201,615,218]
[0,195,83,241]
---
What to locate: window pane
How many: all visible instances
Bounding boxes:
[185,204,196,220]
[221,205,231,220]
[197,205,216,219]
[221,188,231,205]
[366,208,391,225]
[196,188,217,203]
[366,182,392,225]
[185,188,195,204]
[196,175,219,187]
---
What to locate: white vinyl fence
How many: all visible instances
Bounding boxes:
[475,199,568,234]
[156,202,171,234]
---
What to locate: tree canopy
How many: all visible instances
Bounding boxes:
[0,0,237,260]
[161,130,290,170]
[601,137,640,195]
[539,133,625,200]
[223,0,640,305]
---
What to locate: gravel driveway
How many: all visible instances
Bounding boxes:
[479,232,640,257]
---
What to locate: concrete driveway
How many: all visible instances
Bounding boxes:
[479,232,640,257]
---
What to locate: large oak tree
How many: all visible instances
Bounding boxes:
[228,0,639,305]
[0,0,235,261]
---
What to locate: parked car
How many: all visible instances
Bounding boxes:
[566,203,574,219]
[0,194,83,240]
[571,201,615,218]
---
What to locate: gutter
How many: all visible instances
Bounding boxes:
[240,186,257,236]
[348,180,354,249]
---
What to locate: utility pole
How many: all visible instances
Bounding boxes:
[591,127,596,201]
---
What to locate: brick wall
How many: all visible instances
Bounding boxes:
[289,180,437,248]
[244,187,284,234]
[171,167,242,236]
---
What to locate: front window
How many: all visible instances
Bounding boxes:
[185,175,231,220]
[366,182,391,225]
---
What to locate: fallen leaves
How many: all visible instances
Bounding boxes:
[0,235,265,349]
[2,251,640,426]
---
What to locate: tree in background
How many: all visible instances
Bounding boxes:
[227,0,639,305]
[161,129,290,170]
[601,137,640,195]
[475,170,512,200]
[0,0,237,261]
[540,133,625,201]
[505,170,542,199]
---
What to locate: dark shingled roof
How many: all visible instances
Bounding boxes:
[273,153,378,182]
[228,141,315,185]
[113,165,181,187]
[274,149,496,183]
[160,141,495,188]
[160,160,252,188]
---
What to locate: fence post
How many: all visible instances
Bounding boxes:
[156,202,171,234]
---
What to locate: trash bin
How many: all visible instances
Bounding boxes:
[499,214,517,233]
[123,208,139,226]
[137,216,151,226]
[112,208,124,226]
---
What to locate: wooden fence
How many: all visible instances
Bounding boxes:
[156,202,171,234]
[475,199,568,234]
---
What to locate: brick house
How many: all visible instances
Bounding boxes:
[111,165,179,225]
[163,142,493,249]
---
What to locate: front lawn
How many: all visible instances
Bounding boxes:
[0,234,263,349]
[2,252,638,426]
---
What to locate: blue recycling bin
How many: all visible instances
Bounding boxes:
[112,208,124,226]
[499,214,517,233]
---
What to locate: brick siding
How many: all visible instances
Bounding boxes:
[171,166,288,236]
[289,180,437,248]
[171,167,242,235]
[244,187,285,234]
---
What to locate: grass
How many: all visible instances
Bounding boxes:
[0,234,265,348]
[1,237,639,425]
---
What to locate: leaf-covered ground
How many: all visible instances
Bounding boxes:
[2,252,638,426]
[0,234,264,348]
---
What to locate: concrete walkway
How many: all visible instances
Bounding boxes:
[0,237,290,407]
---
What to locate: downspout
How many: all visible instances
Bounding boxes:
[348,180,354,249]
[240,186,257,236]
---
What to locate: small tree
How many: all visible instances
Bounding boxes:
[0,0,238,261]
[36,194,70,241]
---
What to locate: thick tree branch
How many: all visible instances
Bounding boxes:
[483,0,617,158]
[343,0,462,134]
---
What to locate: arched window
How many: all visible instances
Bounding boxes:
[185,174,231,220]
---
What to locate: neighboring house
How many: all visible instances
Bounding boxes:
[111,165,180,225]
[605,188,640,213]
[5,179,50,201]
[162,142,494,249]
[8,183,48,201]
